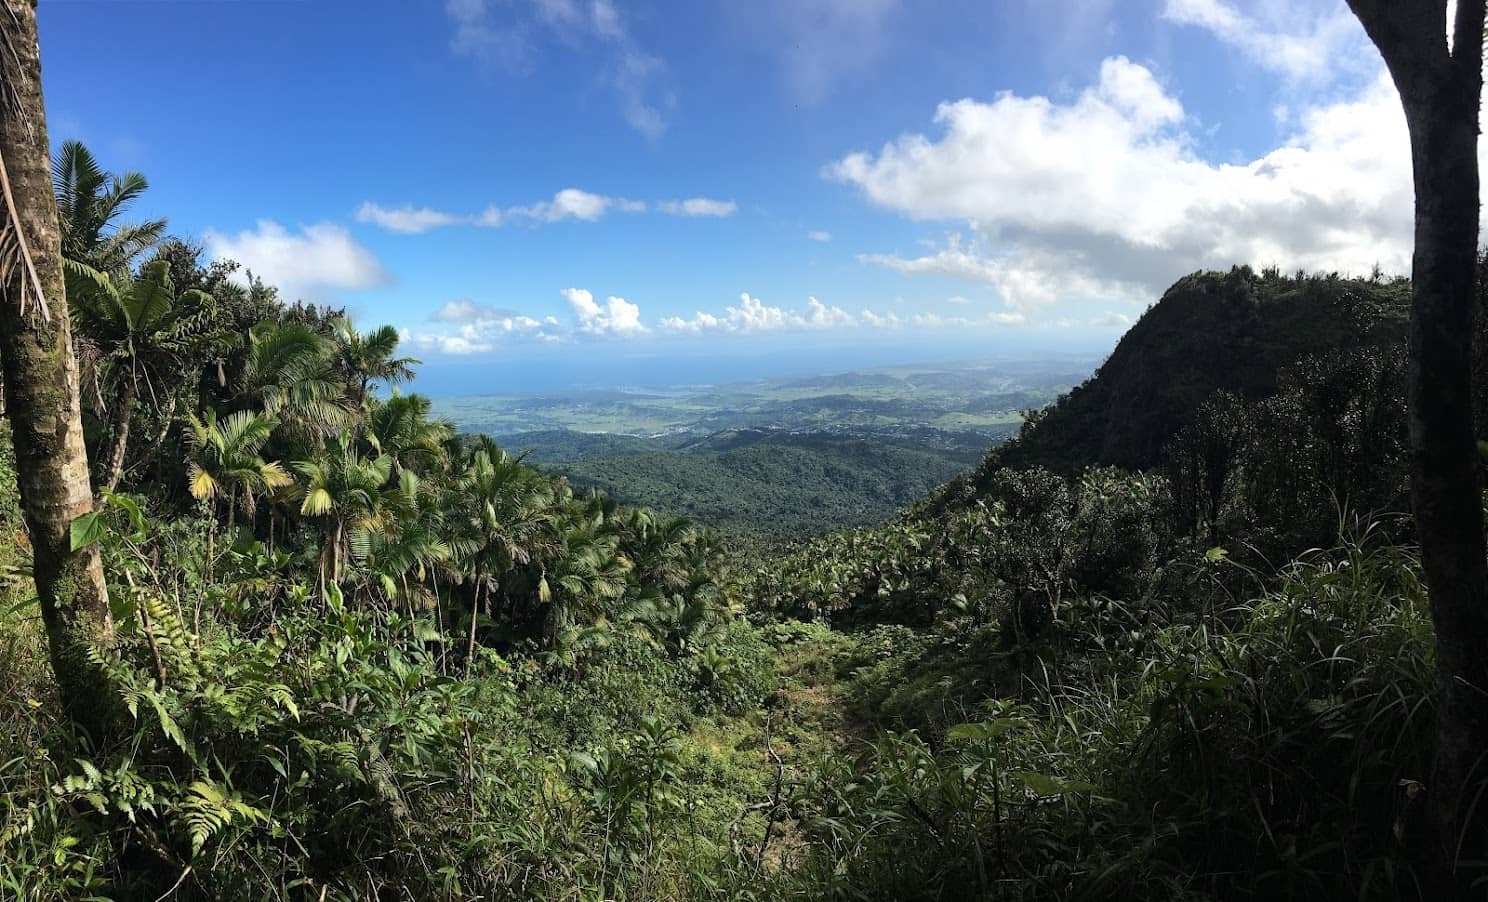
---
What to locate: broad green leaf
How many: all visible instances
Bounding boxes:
[69,512,104,551]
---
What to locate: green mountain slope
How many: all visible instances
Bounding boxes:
[969,268,1410,482]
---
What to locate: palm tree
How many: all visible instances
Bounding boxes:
[292,435,394,588]
[451,443,556,676]
[622,510,696,596]
[51,140,165,288]
[239,321,352,445]
[367,392,453,474]
[0,0,114,727]
[329,317,418,408]
[71,258,226,489]
[360,469,451,616]
[185,409,293,583]
[542,513,632,649]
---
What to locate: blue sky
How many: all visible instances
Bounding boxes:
[35,0,1407,391]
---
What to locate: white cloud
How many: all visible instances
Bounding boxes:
[402,332,497,356]
[659,292,856,335]
[808,230,833,242]
[946,295,971,305]
[805,296,856,328]
[830,55,1424,310]
[356,189,727,232]
[517,188,633,222]
[354,203,465,235]
[1090,311,1133,329]
[654,292,1021,335]
[563,287,649,336]
[862,235,1150,310]
[446,0,672,138]
[205,220,391,300]
[403,300,560,355]
[410,284,1052,352]
[657,197,738,217]
[431,299,522,323]
[1161,0,1372,85]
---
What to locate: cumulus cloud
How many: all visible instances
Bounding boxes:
[205,220,391,300]
[659,293,857,335]
[446,0,672,138]
[357,190,735,232]
[431,299,522,323]
[406,284,1077,353]
[513,188,636,222]
[354,203,464,235]
[403,300,561,355]
[830,55,1425,309]
[655,292,1034,336]
[402,332,497,356]
[656,197,738,217]
[861,234,1150,310]
[563,287,649,336]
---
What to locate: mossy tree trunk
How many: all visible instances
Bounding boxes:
[0,0,115,733]
[1347,1,1488,895]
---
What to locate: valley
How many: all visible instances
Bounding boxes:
[433,358,1093,535]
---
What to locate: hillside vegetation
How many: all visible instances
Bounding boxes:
[973,267,1411,479]
[538,429,982,536]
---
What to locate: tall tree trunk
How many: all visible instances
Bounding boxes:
[0,0,114,730]
[125,386,177,483]
[1347,1,1488,893]
[101,376,137,491]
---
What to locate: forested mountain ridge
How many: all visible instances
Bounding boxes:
[959,268,1411,485]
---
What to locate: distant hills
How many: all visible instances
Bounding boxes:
[431,359,1093,535]
[432,358,1094,441]
[517,429,984,537]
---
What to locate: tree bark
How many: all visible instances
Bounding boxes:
[0,0,115,731]
[1348,0,1488,894]
[101,375,136,491]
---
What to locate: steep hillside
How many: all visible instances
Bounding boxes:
[970,268,1410,483]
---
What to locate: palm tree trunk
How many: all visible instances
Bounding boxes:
[465,580,481,680]
[0,0,114,732]
[206,505,216,585]
[101,376,137,491]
